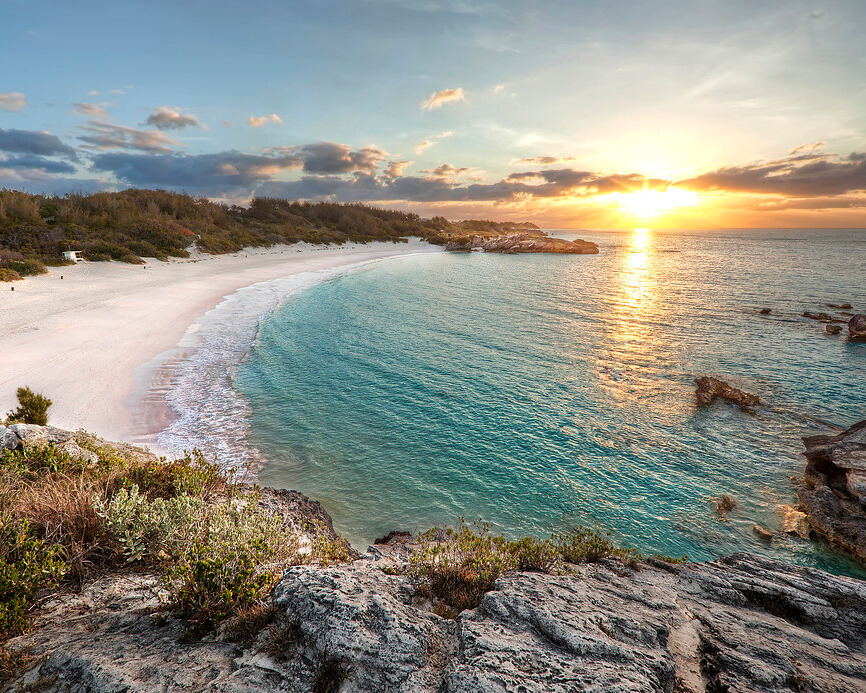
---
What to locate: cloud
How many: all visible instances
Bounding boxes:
[90,150,303,195]
[678,151,866,197]
[0,128,78,159]
[77,121,177,153]
[71,102,109,117]
[420,87,465,110]
[513,156,577,165]
[415,130,454,154]
[421,163,469,179]
[0,174,111,196]
[383,160,412,178]
[493,84,505,94]
[0,92,27,112]
[249,113,283,127]
[299,142,385,174]
[790,141,825,154]
[146,107,200,130]
[0,154,77,175]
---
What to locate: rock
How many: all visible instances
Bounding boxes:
[849,314,866,341]
[825,324,842,335]
[694,376,761,411]
[713,494,737,516]
[752,524,773,541]
[0,424,98,464]
[803,311,835,321]
[8,552,866,692]
[828,303,853,310]
[445,233,599,254]
[758,307,772,315]
[374,530,414,545]
[779,504,812,539]
[799,419,866,560]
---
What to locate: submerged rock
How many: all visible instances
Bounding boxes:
[758,307,772,315]
[694,376,761,411]
[825,324,842,335]
[8,552,866,692]
[849,314,866,341]
[799,419,866,561]
[445,233,599,254]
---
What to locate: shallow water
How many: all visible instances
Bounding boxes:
[227,229,864,576]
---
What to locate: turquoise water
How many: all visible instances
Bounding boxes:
[236,229,866,576]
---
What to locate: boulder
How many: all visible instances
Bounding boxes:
[849,314,866,341]
[0,423,98,464]
[446,233,599,254]
[799,419,866,560]
[779,504,812,539]
[758,307,771,315]
[825,324,842,335]
[694,376,761,411]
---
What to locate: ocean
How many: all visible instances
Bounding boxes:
[161,229,866,577]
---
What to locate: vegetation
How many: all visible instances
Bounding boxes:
[0,188,539,275]
[0,430,354,676]
[409,518,684,615]
[5,387,52,426]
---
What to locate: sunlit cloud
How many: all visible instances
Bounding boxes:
[71,102,109,117]
[0,92,27,112]
[249,113,283,127]
[513,156,577,165]
[77,121,177,153]
[420,87,465,110]
[415,130,453,154]
[146,106,200,130]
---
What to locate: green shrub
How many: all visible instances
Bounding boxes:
[0,268,21,282]
[5,387,52,425]
[0,518,66,638]
[120,449,230,501]
[554,527,625,564]
[6,259,46,277]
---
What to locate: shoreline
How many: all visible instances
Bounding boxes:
[0,239,440,451]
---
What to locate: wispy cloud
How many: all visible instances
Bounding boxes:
[0,92,27,112]
[513,156,577,165]
[415,130,454,154]
[71,102,109,117]
[249,113,283,127]
[77,121,177,153]
[420,87,465,110]
[146,107,201,130]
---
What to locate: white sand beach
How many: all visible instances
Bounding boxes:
[0,239,438,447]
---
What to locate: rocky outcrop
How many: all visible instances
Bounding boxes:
[799,419,866,561]
[445,233,599,254]
[849,314,866,341]
[7,551,866,692]
[0,423,99,464]
[693,376,761,411]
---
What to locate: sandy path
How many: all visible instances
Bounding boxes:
[0,240,438,444]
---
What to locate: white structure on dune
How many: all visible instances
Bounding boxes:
[62,250,84,262]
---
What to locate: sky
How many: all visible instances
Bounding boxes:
[1,0,865,229]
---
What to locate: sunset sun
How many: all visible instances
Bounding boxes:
[613,186,699,218]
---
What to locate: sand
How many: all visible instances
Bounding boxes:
[0,240,439,446]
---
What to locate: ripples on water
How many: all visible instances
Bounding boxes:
[227,230,866,576]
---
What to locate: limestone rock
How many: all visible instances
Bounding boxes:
[825,324,842,335]
[779,504,812,539]
[7,553,866,692]
[849,314,866,341]
[445,233,599,254]
[799,419,866,560]
[694,376,761,411]
[0,423,98,464]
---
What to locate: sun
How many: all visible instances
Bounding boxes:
[612,186,699,218]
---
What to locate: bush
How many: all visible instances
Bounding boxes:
[0,517,66,638]
[5,387,52,425]
[0,268,21,282]
[6,259,46,277]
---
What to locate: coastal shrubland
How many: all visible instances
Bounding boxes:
[0,188,539,271]
[4,386,52,426]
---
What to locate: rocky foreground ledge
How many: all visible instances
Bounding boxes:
[6,548,866,692]
[445,232,599,254]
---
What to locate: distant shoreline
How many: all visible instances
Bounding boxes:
[0,239,440,449]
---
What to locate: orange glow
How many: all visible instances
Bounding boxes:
[608,186,699,219]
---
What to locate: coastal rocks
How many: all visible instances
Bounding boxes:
[798,419,866,561]
[752,524,773,541]
[693,376,761,411]
[445,233,599,254]
[825,324,842,335]
[779,504,812,539]
[758,307,772,315]
[0,423,98,464]
[9,552,866,692]
[849,314,866,341]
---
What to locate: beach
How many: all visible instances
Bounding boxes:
[0,239,438,449]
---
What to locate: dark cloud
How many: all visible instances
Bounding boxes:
[0,175,111,196]
[678,152,866,197]
[0,128,78,159]
[90,150,303,195]
[77,121,177,153]
[299,142,386,174]
[0,154,77,174]
[421,163,469,178]
[146,107,200,130]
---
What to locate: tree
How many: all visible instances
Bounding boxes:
[6,386,52,425]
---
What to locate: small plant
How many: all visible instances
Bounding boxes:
[554,526,623,564]
[5,387,52,426]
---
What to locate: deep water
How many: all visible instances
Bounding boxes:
[231,229,866,576]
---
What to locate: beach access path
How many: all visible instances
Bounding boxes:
[0,239,438,446]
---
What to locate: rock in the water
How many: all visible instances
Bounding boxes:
[758,307,772,315]
[694,376,761,411]
[799,419,866,560]
[825,324,842,335]
[374,530,414,545]
[445,233,599,254]
[779,504,812,539]
[8,552,866,692]
[713,494,737,516]
[828,303,853,310]
[752,524,773,541]
[849,314,866,341]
